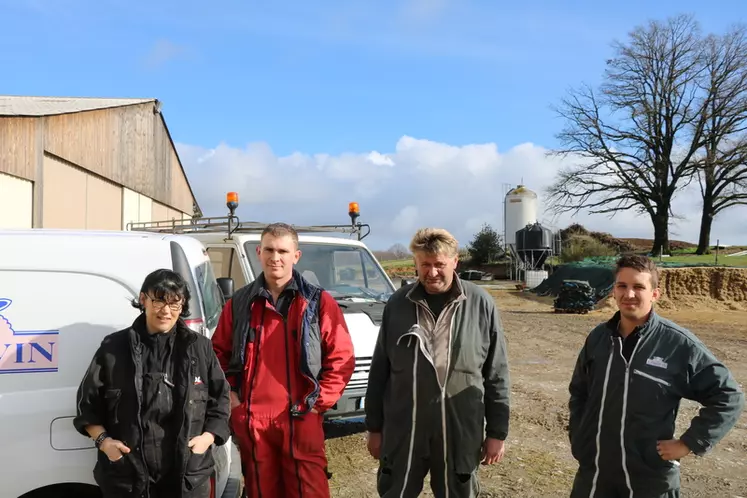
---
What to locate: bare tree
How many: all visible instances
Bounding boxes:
[546,14,709,255]
[387,243,410,259]
[693,25,747,254]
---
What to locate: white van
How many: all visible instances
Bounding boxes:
[0,229,226,498]
[128,196,397,419]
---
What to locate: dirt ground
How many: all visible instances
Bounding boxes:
[323,284,747,498]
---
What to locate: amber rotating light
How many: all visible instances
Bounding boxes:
[226,192,239,216]
[348,202,360,226]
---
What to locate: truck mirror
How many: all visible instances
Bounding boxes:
[217,277,235,301]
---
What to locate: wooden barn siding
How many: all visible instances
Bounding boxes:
[171,147,193,216]
[41,104,193,214]
[0,117,38,181]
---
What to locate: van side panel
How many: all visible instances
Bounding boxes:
[0,269,139,497]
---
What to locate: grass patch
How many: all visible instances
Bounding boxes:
[560,237,617,263]
[658,253,747,267]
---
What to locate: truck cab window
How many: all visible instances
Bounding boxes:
[207,247,248,290]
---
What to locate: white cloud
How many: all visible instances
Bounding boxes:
[177,136,747,249]
[366,151,395,167]
[391,206,420,235]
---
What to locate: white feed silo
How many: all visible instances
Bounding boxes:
[504,185,538,249]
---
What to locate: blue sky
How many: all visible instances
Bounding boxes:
[2,0,747,248]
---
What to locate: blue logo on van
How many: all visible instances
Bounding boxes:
[0,299,60,374]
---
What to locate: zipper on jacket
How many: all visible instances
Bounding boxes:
[176,335,199,488]
[180,349,196,484]
[589,336,615,498]
[617,336,643,498]
[413,298,462,498]
[245,307,265,497]
[283,313,304,497]
[396,331,421,498]
[441,310,457,498]
[131,343,151,497]
[633,368,671,387]
[245,307,265,408]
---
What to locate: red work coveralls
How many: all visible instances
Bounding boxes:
[212,276,355,498]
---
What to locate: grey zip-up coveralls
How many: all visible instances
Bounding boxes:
[569,310,744,498]
[364,277,510,498]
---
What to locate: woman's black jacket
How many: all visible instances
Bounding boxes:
[73,316,231,497]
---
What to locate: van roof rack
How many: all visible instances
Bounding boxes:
[127,215,371,240]
[126,196,371,240]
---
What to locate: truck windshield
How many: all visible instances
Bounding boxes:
[244,241,395,301]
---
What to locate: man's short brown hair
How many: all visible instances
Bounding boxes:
[615,254,660,289]
[261,222,299,248]
[409,228,459,257]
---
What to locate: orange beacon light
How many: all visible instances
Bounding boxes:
[227,192,239,215]
[348,202,360,225]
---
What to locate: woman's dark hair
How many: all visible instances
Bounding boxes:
[131,269,191,318]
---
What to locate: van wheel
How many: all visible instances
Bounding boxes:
[19,484,101,498]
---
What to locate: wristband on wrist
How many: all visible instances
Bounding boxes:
[94,432,109,449]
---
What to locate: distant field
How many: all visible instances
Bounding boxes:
[380,258,413,268]
[378,253,747,271]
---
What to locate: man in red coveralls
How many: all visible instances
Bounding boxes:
[212,222,355,498]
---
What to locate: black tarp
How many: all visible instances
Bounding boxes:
[531,264,615,303]
[553,280,597,312]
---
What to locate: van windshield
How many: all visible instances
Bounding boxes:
[244,242,395,302]
[196,261,223,330]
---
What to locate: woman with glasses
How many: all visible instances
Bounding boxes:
[73,269,231,498]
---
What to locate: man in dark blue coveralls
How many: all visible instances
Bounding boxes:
[568,254,744,498]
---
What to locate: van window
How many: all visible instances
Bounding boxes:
[195,262,223,330]
[244,242,394,301]
[170,241,203,324]
[206,247,247,290]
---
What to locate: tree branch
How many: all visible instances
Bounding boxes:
[547,14,709,254]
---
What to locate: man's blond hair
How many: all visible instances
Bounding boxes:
[409,228,459,257]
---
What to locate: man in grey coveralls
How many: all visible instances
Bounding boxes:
[364,227,511,498]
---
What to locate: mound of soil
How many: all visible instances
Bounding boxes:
[560,223,698,253]
[598,267,747,312]
[620,238,697,252]
[560,224,637,253]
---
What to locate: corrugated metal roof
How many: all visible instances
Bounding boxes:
[0,95,157,116]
